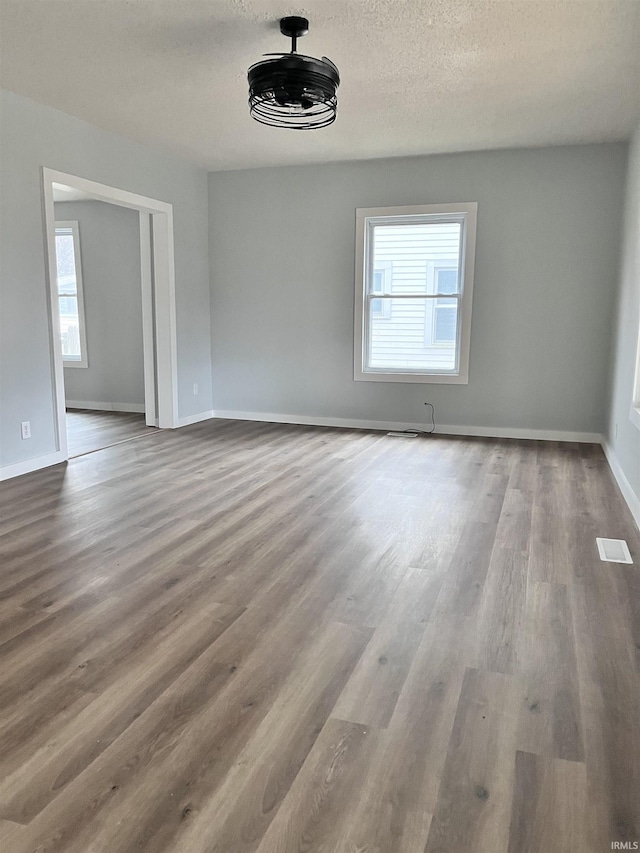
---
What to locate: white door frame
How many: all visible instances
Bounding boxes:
[42,168,179,458]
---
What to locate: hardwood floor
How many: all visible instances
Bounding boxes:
[65,408,153,458]
[0,419,638,852]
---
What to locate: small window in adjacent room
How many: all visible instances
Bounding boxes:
[354,203,477,384]
[55,221,88,368]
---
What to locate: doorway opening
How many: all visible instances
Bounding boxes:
[42,168,179,460]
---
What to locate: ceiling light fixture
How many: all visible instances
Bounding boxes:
[247,16,340,130]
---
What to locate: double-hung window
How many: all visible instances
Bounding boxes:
[55,221,88,368]
[354,203,477,383]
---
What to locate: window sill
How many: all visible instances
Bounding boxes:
[355,369,468,385]
[63,360,88,369]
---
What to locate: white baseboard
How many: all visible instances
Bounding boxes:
[0,450,67,482]
[66,401,145,414]
[0,411,612,491]
[177,410,215,427]
[601,441,640,530]
[211,409,601,444]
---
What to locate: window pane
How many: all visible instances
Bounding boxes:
[55,233,77,295]
[372,222,461,295]
[61,324,82,359]
[62,333,81,359]
[58,295,77,315]
[55,227,84,362]
[59,295,81,358]
[369,298,457,371]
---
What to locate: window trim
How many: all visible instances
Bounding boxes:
[354,202,478,384]
[55,220,88,368]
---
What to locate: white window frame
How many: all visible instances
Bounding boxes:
[55,220,88,368]
[354,202,477,384]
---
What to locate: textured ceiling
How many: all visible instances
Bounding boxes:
[1,0,639,171]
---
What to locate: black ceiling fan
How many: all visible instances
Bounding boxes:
[247,16,340,130]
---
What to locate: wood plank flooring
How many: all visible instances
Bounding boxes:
[65,408,153,458]
[0,419,638,852]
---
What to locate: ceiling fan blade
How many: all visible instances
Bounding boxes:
[321,56,339,73]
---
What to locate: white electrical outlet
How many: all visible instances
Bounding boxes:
[21,421,31,440]
[193,383,199,396]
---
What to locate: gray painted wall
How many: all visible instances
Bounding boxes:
[55,200,144,409]
[209,144,627,434]
[606,124,640,503]
[0,89,212,468]
[1,85,633,477]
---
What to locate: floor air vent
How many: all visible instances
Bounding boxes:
[386,431,418,438]
[596,538,633,564]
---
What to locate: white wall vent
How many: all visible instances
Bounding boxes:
[596,538,633,564]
